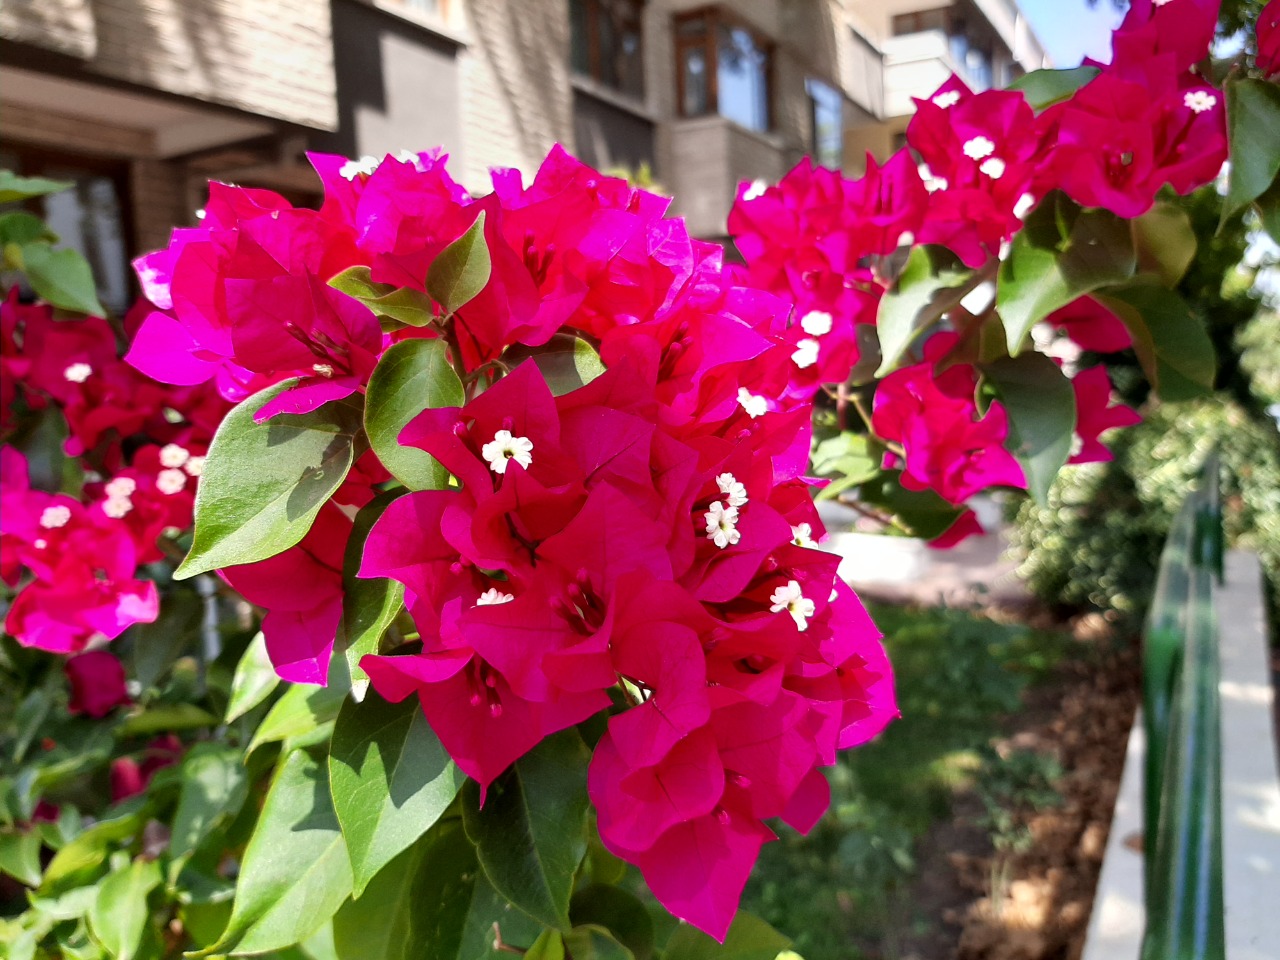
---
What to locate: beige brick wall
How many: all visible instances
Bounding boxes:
[457,0,574,192]
[0,102,154,158]
[1,0,338,131]
[0,0,97,59]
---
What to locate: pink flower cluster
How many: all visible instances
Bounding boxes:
[125,146,897,938]
[727,3,1213,538]
[1,294,228,657]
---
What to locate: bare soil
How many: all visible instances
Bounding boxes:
[895,613,1140,960]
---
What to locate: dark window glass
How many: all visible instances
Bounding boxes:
[682,46,709,115]
[570,0,645,100]
[891,9,948,35]
[807,78,843,169]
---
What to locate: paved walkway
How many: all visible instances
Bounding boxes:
[817,501,1032,608]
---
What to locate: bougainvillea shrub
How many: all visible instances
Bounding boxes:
[1,1,1274,955]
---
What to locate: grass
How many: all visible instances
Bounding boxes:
[740,602,1076,960]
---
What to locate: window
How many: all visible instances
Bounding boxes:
[570,0,645,100]
[891,9,949,35]
[0,145,132,316]
[674,8,772,133]
[807,78,843,169]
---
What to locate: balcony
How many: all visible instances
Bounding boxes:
[881,29,990,119]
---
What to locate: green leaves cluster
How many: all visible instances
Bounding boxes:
[0,171,106,315]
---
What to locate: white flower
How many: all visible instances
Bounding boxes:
[104,477,137,498]
[963,136,996,160]
[183,456,205,477]
[33,538,47,550]
[1070,434,1084,459]
[1013,193,1037,220]
[737,387,768,419]
[1184,90,1217,113]
[1152,0,1174,5]
[897,230,915,247]
[791,522,817,548]
[481,430,534,474]
[925,175,949,194]
[63,362,92,383]
[932,90,961,108]
[159,444,190,468]
[396,149,426,171]
[312,363,335,378]
[39,505,71,529]
[769,580,816,631]
[476,588,515,606]
[716,472,748,508]
[800,310,834,336]
[979,157,1007,180]
[339,155,380,180]
[791,339,820,369]
[157,468,188,495]
[742,178,769,201]
[704,501,741,549]
[102,496,133,519]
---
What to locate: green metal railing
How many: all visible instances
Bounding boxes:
[1140,453,1225,960]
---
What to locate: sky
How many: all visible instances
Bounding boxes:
[1018,0,1125,67]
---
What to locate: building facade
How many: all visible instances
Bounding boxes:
[0,0,1046,309]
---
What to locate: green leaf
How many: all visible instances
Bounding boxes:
[328,266,437,327]
[563,926,635,960]
[0,212,57,246]
[338,491,407,698]
[329,693,465,896]
[168,744,249,860]
[128,588,201,690]
[1132,203,1196,287]
[86,859,160,960]
[462,730,591,931]
[175,382,361,578]
[1007,66,1100,111]
[570,886,654,960]
[810,432,880,502]
[247,662,349,755]
[526,931,566,960]
[997,195,1135,354]
[662,913,792,960]
[0,170,73,203]
[875,246,972,376]
[363,339,462,491]
[0,829,43,886]
[115,703,217,738]
[1222,78,1280,222]
[1095,281,1216,402]
[980,353,1076,505]
[521,338,608,396]
[198,749,353,957]
[857,472,966,541]
[225,632,280,723]
[18,243,106,316]
[1255,173,1280,245]
[333,820,544,960]
[41,800,149,891]
[427,210,491,314]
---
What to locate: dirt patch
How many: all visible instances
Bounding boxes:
[896,614,1140,960]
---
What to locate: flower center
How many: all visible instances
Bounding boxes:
[481,430,534,474]
[157,468,188,495]
[769,579,816,631]
[799,310,833,336]
[963,136,996,160]
[716,472,749,508]
[737,387,768,419]
[39,505,71,529]
[791,339,820,369]
[704,501,741,549]
[63,362,92,383]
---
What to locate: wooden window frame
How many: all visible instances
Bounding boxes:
[673,6,774,131]
[575,0,646,99]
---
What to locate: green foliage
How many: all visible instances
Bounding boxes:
[329,693,464,896]
[997,195,1135,354]
[328,266,437,328]
[1011,396,1280,630]
[742,605,1071,960]
[175,382,362,579]
[427,210,492,313]
[462,731,593,931]
[1007,66,1101,111]
[981,352,1077,504]
[874,246,971,376]
[363,339,462,490]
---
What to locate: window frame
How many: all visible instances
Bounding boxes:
[572,0,647,101]
[673,6,774,132]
